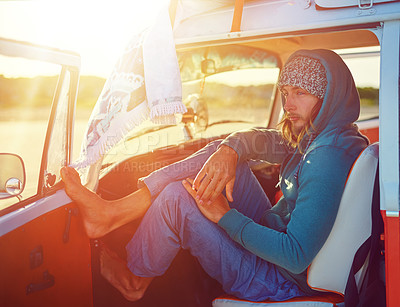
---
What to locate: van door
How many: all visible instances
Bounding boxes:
[0,39,92,307]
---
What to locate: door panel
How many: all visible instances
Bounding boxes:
[0,38,90,306]
[0,200,92,307]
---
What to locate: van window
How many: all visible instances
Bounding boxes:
[339,47,380,121]
[180,45,279,138]
[101,45,280,170]
[0,55,59,209]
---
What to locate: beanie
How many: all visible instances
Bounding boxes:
[277,56,328,100]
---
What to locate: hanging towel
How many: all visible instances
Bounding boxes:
[72,7,186,169]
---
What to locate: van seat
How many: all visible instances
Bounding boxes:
[213,143,379,307]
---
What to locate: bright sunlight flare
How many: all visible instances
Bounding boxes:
[0,0,170,77]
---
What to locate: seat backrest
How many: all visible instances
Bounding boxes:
[307,143,379,294]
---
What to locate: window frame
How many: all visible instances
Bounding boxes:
[0,39,80,217]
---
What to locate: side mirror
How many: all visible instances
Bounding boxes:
[0,153,26,199]
[201,59,216,75]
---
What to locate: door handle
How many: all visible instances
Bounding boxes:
[26,270,55,294]
[63,207,78,243]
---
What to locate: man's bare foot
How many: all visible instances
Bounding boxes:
[100,244,153,301]
[61,166,113,238]
[61,166,152,238]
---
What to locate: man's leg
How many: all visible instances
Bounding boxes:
[61,140,223,238]
[137,139,223,198]
[124,163,304,301]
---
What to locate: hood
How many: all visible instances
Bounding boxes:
[283,49,360,134]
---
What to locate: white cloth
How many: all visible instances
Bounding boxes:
[72,7,186,169]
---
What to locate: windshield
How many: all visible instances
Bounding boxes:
[101,45,280,171]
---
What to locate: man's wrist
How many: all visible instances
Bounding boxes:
[219,144,239,160]
[215,208,230,224]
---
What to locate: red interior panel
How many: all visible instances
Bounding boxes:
[0,203,93,307]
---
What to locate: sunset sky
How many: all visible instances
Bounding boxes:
[0,0,170,77]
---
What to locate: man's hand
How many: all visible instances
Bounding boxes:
[192,145,238,204]
[182,178,230,223]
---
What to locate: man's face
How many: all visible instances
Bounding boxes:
[281,85,320,135]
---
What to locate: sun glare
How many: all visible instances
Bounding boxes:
[0,0,170,77]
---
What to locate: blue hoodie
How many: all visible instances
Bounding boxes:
[218,49,369,294]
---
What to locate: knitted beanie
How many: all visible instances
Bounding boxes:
[277,56,328,100]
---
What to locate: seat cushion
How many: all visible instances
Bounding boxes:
[212,293,344,307]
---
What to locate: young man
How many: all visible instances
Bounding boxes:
[61,49,369,302]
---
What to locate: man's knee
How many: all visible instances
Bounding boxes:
[161,181,187,195]
[153,181,198,224]
[159,181,196,208]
